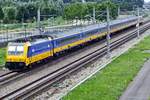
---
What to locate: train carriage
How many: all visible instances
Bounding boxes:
[53,33,82,53]
[5,16,143,70]
[27,39,54,66]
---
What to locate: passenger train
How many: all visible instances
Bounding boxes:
[5,16,143,70]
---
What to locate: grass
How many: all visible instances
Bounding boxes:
[63,36,150,100]
[0,48,6,68]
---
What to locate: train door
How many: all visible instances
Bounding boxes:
[51,40,54,57]
[27,46,33,67]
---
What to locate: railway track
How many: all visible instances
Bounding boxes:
[0,20,150,99]
[0,71,18,83]
[0,21,136,87]
[0,71,27,86]
[0,25,132,88]
[0,18,145,87]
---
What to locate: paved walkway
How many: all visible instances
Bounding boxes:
[120,59,150,100]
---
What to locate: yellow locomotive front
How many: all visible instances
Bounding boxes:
[5,43,27,70]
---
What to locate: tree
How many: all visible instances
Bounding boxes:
[16,4,29,22]
[111,0,144,10]
[3,7,17,23]
[26,2,38,21]
[64,3,88,20]
[0,7,4,20]
[64,1,118,21]
[101,1,118,20]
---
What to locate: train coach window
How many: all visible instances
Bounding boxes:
[59,36,79,45]
[84,30,96,37]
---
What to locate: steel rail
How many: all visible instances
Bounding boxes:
[0,71,18,83]
[0,72,27,86]
[1,21,150,100]
[0,71,13,77]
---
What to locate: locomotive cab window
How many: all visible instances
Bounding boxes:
[16,46,24,55]
[8,45,24,55]
[8,46,16,55]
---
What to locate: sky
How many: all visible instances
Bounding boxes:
[145,0,150,3]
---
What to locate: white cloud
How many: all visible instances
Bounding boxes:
[145,0,150,2]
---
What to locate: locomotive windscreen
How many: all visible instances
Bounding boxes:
[7,44,24,55]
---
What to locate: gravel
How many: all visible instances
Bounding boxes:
[0,23,149,99]
[0,27,125,98]
[33,29,150,100]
